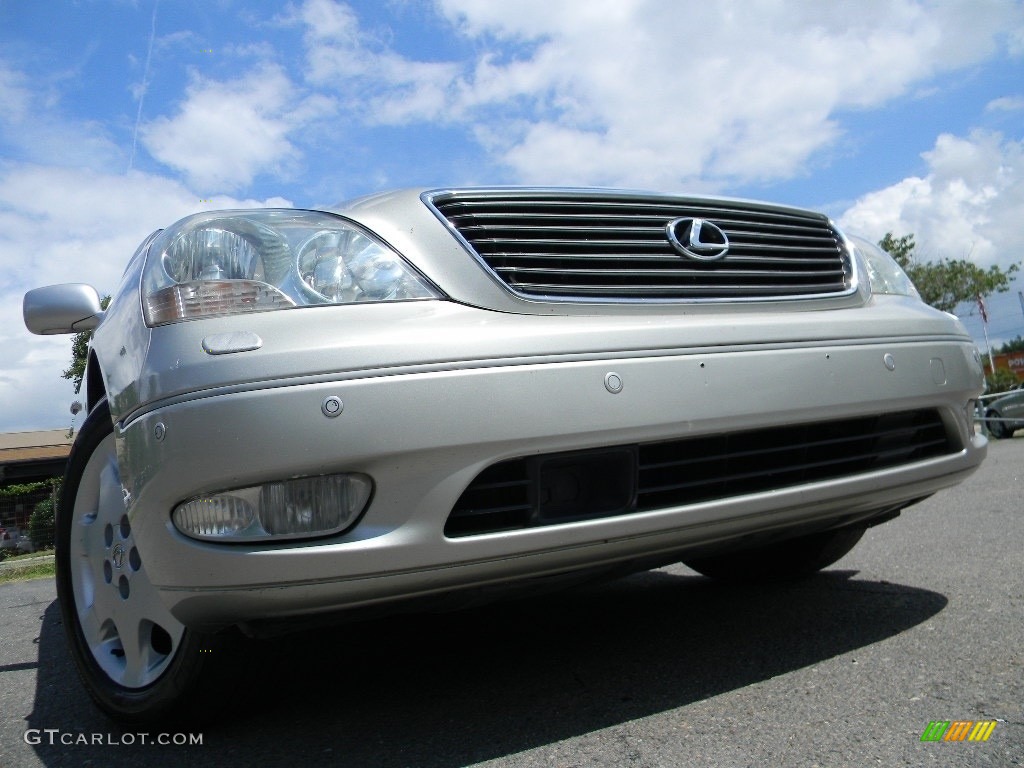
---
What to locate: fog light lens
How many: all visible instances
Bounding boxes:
[171,495,256,538]
[172,473,372,542]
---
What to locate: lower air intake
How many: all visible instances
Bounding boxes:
[445,409,955,537]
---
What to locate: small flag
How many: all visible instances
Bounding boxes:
[977,294,989,324]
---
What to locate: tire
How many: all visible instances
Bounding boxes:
[57,399,237,723]
[682,525,867,582]
[986,410,1009,439]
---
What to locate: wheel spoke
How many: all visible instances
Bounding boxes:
[117,618,149,688]
[130,569,185,650]
[77,601,104,646]
[96,459,124,526]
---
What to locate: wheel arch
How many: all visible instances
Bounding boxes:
[85,349,107,415]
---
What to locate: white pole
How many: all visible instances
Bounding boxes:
[983,323,995,375]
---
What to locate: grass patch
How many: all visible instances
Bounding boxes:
[0,548,51,562]
[0,559,55,584]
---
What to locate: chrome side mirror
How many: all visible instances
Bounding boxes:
[23,284,105,335]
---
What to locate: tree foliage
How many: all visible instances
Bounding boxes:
[985,368,1020,395]
[29,497,56,549]
[878,233,1019,314]
[61,295,111,393]
[993,335,1024,355]
[0,480,53,497]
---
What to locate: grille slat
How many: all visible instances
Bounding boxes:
[474,239,841,255]
[448,503,533,520]
[639,422,936,471]
[496,282,845,296]
[476,252,842,265]
[639,440,949,496]
[491,267,846,279]
[429,191,852,301]
[445,410,954,537]
[440,198,825,221]
[461,227,838,243]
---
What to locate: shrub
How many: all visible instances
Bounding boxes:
[984,368,1019,396]
[29,498,56,550]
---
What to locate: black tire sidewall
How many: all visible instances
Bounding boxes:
[986,411,1007,439]
[683,525,867,582]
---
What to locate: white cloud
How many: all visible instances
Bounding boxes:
[0,318,75,435]
[443,0,1023,188]
[0,65,32,124]
[986,95,1024,112]
[0,59,123,170]
[141,63,334,191]
[0,162,292,432]
[1010,24,1024,56]
[293,0,1024,189]
[839,130,1024,268]
[297,0,460,124]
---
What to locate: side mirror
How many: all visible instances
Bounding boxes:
[23,284,105,335]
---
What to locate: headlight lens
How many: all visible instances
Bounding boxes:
[848,234,920,299]
[142,210,440,326]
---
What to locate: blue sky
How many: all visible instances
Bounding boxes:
[1,0,1023,432]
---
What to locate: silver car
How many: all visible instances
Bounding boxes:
[23,188,986,722]
[984,384,1024,438]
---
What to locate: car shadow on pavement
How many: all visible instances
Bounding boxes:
[24,568,946,767]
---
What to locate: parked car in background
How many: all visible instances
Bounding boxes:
[23,187,987,722]
[1,526,38,553]
[984,382,1024,438]
[0,525,22,551]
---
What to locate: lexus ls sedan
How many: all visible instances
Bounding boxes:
[23,188,987,722]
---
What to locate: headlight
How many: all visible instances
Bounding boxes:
[848,234,920,299]
[142,210,441,326]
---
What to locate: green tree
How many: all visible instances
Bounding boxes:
[29,497,56,550]
[62,295,111,393]
[994,335,1024,355]
[879,233,1019,314]
[878,232,917,266]
[985,368,1019,395]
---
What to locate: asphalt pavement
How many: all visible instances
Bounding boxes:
[1,437,1021,767]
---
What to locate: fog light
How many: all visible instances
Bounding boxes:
[172,495,255,538]
[172,473,373,542]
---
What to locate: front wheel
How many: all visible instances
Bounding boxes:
[57,399,233,723]
[682,525,867,582]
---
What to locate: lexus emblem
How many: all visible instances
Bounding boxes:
[666,217,729,261]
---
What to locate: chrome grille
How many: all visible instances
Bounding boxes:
[427,190,852,301]
[445,410,954,537]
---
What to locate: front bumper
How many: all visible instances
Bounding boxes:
[116,329,985,630]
